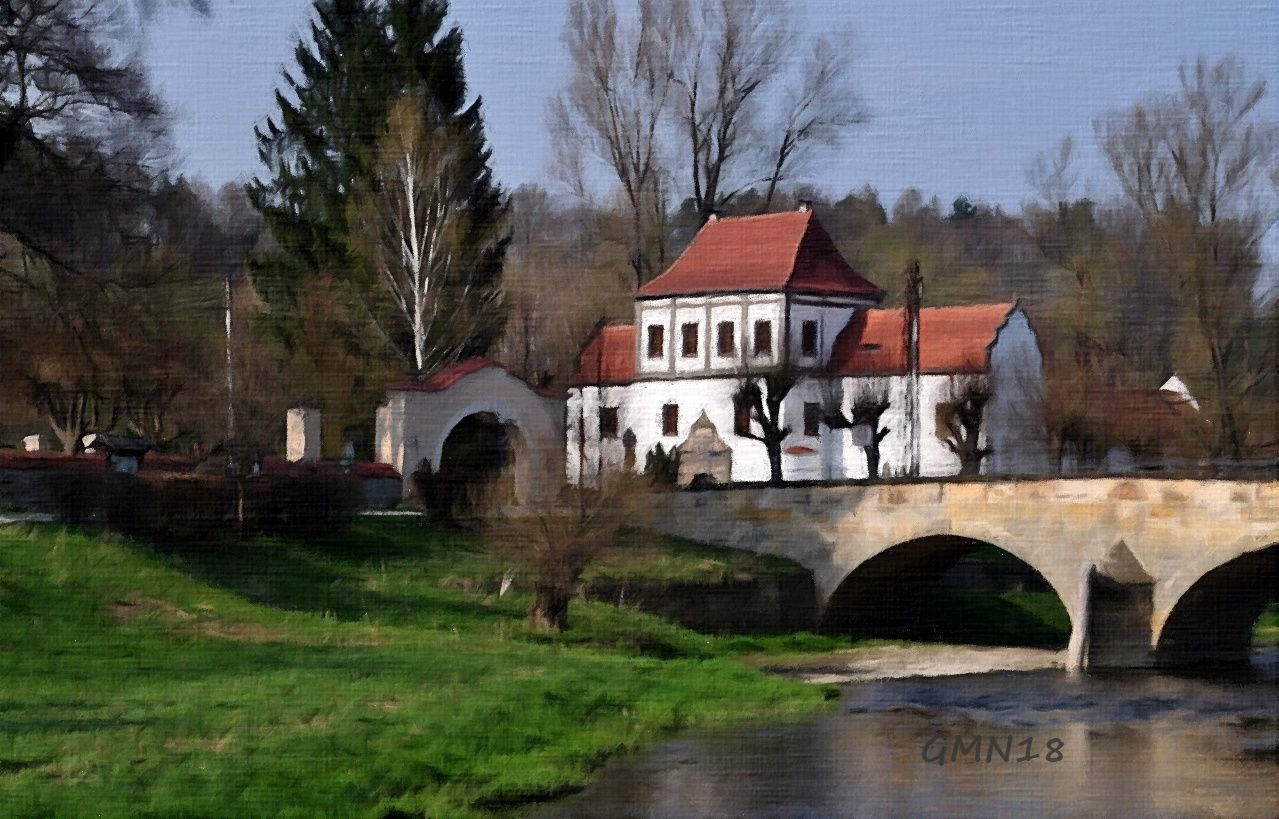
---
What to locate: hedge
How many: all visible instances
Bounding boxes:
[53,472,360,538]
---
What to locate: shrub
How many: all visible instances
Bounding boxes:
[644,444,680,486]
[52,471,360,538]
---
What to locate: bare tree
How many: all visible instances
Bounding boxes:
[822,378,892,480]
[347,94,501,375]
[28,379,116,454]
[476,470,654,631]
[758,35,867,213]
[675,0,780,222]
[1095,55,1278,458]
[734,361,802,485]
[936,376,993,476]
[1025,135,1077,207]
[553,0,686,286]
[674,2,866,221]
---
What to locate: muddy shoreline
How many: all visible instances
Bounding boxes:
[756,644,1066,683]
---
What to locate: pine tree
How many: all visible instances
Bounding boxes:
[247,0,507,372]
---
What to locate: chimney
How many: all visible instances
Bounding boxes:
[706,209,722,222]
[797,199,813,213]
[286,406,322,463]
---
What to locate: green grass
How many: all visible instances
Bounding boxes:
[0,520,831,818]
[919,589,1073,648]
[583,529,810,585]
[1256,603,1279,646]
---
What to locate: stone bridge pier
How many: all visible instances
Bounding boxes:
[644,479,1279,671]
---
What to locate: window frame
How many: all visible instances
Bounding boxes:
[646,324,665,359]
[803,402,821,437]
[800,320,819,357]
[753,319,773,357]
[599,406,619,439]
[661,403,679,437]
[716,321,735,357]
[734,396,754,437]
[680,322,699,358]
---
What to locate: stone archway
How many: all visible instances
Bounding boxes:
[376,360,565,500]
[419,412,526,517]
[1155,543,1278,669]
[819,535,1072,649]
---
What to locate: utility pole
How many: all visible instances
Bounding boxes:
[903,259,923,477]
[224,271,236,442]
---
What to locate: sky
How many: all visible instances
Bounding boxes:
[142,1,1278,226]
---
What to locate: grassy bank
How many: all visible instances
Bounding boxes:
[0,520,835,818]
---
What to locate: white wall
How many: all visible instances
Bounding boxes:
[986,308,1050,475]
[635,294,786,379]
[786,298,861,368]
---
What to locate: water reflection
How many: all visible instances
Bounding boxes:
[546,650,1278,818]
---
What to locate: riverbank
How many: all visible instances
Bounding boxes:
[751,643,1067,684]
[0,520,837,817]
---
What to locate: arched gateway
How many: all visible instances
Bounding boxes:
[375,359,565,501]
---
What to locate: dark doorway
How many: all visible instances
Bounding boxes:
[425,413,517,520]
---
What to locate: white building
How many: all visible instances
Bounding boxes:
[567,206,1048,485]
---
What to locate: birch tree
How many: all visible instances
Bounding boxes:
[349,94,501,375]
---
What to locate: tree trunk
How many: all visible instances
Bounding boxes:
[766,443,784,485]
[864,445,880,481]
[528,582,572,631]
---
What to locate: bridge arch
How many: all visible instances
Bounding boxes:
[819,533,1075,648]
[1154,541,1277,669]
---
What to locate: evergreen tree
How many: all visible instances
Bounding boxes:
[247,0,507,373]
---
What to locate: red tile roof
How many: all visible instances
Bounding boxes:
[827,303,1016,376]
[385,358,563,398]
[637,210,884,300]
[1079,388,1193,443]
[573,324,636,385]
[385,358,496,392]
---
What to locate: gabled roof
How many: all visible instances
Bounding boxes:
[386,358,562,398]
[827,303,1017,376]
[572,325,636,386]
[637,210,884,300]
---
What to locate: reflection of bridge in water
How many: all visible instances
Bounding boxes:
[644,478,1279,670]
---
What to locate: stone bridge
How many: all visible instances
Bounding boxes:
[644,478,1279,670]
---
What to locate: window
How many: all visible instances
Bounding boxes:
[753,320,772,356]
[599,407,619,439]
[734,396,753,436]
[717,321,735,356]
[804,402,821,437]
[662,404,679,437]
[681,322,699,358]
[801,320,819,357]
[646,325,664,359]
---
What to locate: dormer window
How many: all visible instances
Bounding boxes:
[717,321,735,356]
[801,320,818,357]
[681,322,699,357]
[753,320,772,357]
[647,325,664,359]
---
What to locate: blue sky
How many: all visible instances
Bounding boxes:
[143,0,1277,216]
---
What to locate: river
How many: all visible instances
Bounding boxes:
[545,648,1278,817]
